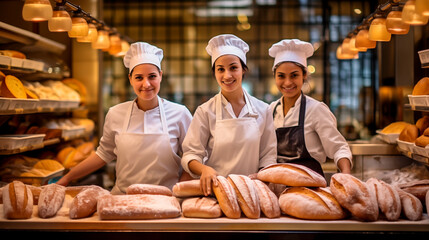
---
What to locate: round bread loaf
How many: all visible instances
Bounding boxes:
[257,163,327,187]
[415,135,429,147]
[212,175,241,219]
[412,77,429,95]
[227,174,260,219]
[366,178,401,221]
[2,181,33,219]
[1,75,27,99]
[398,124,419,143]
[416,116,429,135]
[38,183,66,218]
[172,179,205,197]
[126,183,172,196]
[253,179,281,218]
[396,187,423,221]
[182,197,222,218]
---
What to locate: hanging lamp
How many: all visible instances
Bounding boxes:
[68,10,89,38]
[48,3,72,32]
[368,14,391,42]
[386,5,410,35]
[92,29,110,49]
[355,29,377,49]
[416,0,429,16]
[402,0,429,25]
[77,23,98,43]
[22,0,53,22]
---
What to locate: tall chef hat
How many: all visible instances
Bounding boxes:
[268,39,314,71]
[206,34,249,66]
[123,42,163,73]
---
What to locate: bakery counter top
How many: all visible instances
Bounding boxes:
[348,142,400,155]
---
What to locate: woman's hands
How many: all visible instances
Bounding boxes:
[188,160,218,196]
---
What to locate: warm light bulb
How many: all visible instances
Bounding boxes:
[92,30,110,49]
[68,13,89,38]
[386,7,410,35]
[336,45,358,60]
[349,35,366,52]
[368,17,391,42]
[77,24,98,42]
[108,34,122,55]
[355,29,376,49]
[115,40,130,57]
[402,0,429,25]
[22,0,52,22]
[48,5,72,32]
[416,0,429,16]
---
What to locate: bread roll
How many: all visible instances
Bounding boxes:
[38,183,66,218]
[0,75,27,99]
[415,135,429,147]
[398,124,419,143]
[398,179,429,202]
[366,178,401,221]
[2,181,33,219]
[412,77,429,95]
[212,175,241,219]
[69,185,110,219]
[257,163,327,187]
[253,179,280,218]
[330,173,378,221]
[416,116,429,135]
[97,194,181,220]
[279,187,346,220]
[172,179,205,197]
[396,188,423,221]
[227,174,260,219]
[380,121,410,134]
[182,197,222,218]
[126,183,172,196]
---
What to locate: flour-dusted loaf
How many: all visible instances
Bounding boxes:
[396,188,423,221]
[2,181,33,219]
[227,174,260,219]
[126,183,172,196]
[398,179,429,202]
[172,179,205,197]
[279,187,346,220]
[212,175,241,219]
[257,163,327,187]
[253,179,280,218]
[330,173,378,221]
[69,185,110,219]
[97,194,181,220]
[37,183,66,218]
[182,197,222,218]
[27,185,42,205]
[366,178,401,221]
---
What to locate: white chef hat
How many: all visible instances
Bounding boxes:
[268,39,314,71]
[123,42,163,73]
[206,34,249,66]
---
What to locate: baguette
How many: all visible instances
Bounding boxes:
[257,163,327,187]
[38,183,66,218]
[97,194,181,220]
[253,179,280,218]
[396,188,423,221]
[69,185,110,219]
[366,178,401,221]
[228,174,260,219]
[398,179,429,202]
[2,181,33,219]
[126,183,173,196]
[172,179,205,197]
[212,175,241,219]
[182,197,222,218]
[330,173,378,221]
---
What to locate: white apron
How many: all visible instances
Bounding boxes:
[206,90,261,176]
[111,97,181,194]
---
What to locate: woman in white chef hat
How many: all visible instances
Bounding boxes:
[268,39,352,176]
[57,42,193,194]
[181,34,277,195]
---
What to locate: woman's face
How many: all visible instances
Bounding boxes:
[214,55,245,94]
[275,62,305,100]
[129,64,162,101]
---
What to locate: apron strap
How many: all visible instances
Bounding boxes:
[272,92,305,124]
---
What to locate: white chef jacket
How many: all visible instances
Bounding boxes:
[181,92,277,178]
[270,94,352,168]
[96,99,193,163]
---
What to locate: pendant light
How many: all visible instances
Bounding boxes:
[368,14,391,42]
[92,29,110,49]
[341,37,359,57]
[402,0,429,25]
[115,40,130,57]
[48,3,72,32]
[77,23,98,43]
[22,0,53,22]
[416,0,429,16]
[386,5,410,35]
[68,11,89,38]
[108,34,122,55]
[336,45,358,60]
[350,34,367,52]
[355,29,377,49]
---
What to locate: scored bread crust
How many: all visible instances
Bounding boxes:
[126,183,173,196]
[279,187,346,220]
[396,187,423,221]
[172,179,205,197]
[212,175,241,219]
[182,197,222,218]
[366,178,401,221]
[253,179,280,218]
[2,181,33,219]
[227,174,260,219]
[257,163,327,187]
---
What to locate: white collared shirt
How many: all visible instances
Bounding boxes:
[270,95,352,168]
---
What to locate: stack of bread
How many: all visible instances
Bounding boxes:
[0,74,38,99]
[398,115,429,147]
[22,80,80,101]
[56,141,95,169]
[61,78,87,106]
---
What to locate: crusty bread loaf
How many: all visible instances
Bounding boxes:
[2,181,33,219]
[0,75,27,99]
[415,135,429,147]
[398,124,419,143]
[38,183,66,218]
[253,179,280,218]
[412,77,429,95]
[330,173,378,221]
[257,163,327,187]
[212,175,241,219]
[380,121,410,134]
[398,179,429,203]
[416,116,429,135]
[126,183,172,196]
[227,174,260,219]
[172,179,205,197]
[97,194,181,220]
[182,197,222,218]
[27,185,42,205]
[279,187,346,220]
[396,188,423,221]
[69,185,110,219]
[366,178,401,221]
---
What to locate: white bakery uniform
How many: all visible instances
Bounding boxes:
[270,95,353,168]
[96,97,192,194]
[181,89,277,178]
